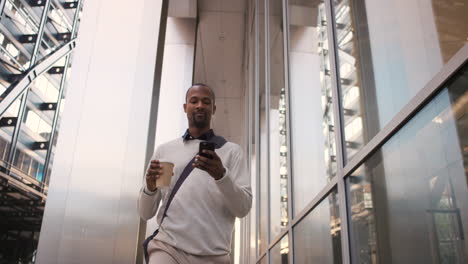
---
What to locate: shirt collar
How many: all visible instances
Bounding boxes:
[182,129,215,141]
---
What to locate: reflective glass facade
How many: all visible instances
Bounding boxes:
[348,66,468,264]
[244,0,468,263]
[0,0,83,262]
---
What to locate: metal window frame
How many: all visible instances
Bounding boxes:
[0,0,7,18]
[254,0,261,261]
[325,0,351,262]
[5,0,52,173]
[281,0,294,262]
[252,0,468,262]
[43,0,83,183]
[264,0,271,263]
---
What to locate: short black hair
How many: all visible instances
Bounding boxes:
[185,83,216,103]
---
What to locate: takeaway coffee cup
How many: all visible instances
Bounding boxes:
[156,161,174,187]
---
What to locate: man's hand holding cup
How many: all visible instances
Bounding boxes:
[146,160,175,192]
[146,160,162,192]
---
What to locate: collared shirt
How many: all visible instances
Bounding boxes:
[181,129,215,141]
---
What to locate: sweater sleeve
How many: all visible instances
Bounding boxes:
[137,147,163,221]
[215,145,252,218]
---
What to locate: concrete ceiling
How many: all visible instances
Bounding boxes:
[194,0,248,145]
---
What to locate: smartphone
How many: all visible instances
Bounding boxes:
[199,142,216,159]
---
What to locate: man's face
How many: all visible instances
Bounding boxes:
[184,85,216,129]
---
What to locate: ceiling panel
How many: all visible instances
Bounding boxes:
[199,0,246,12]
[194,2,247,144]
[194,12,245,99]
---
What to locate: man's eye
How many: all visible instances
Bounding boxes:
[202,99,211,104]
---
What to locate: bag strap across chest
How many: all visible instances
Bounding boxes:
[143,136,227,263]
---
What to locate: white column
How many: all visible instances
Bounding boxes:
[146,1,198,237]
[36,0,163,263]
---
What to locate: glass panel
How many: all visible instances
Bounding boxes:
[250,155,257,263]
[37,162,44,182]
[259,256,267,264]
[0,97,21,167]
[293,189,342,263]
[39,1,75,60]
[258,0,268,256]
[11,71,62,182]
[250,4,258,260]
[347,65,468,264]
[332,0,468,161]
[288,0,338,217]
[0,0,43,65]
[269,0,289,241]
[30,159,38,178]
[271,235,289,264]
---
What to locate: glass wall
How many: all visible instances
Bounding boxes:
[288,0,338,217]
[348,65,468,264]
[246,0,467,263]
[270,235,289,264]
[268,0,289,241]
[293,190,341,264]
[332,0,468,161]
[258,0,269,256]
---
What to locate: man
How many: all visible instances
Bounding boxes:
[138,83,252,264]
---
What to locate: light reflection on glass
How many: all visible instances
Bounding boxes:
[271,235,289,264]
[293,189,342,263]
[333,0,468,162]
[348,65,468,263]
[288,0,337,217]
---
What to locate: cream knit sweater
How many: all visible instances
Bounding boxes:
[138,137,252,256]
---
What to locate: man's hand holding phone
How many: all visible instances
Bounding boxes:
[194,142,226,180]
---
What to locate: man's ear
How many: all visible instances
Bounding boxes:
[183,103,187,113]
[212,104,216,115]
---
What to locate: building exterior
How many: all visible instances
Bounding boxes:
[241,0,468,263]
[0,0,82,262]
[243,0,468,263]
[1,0,467,263]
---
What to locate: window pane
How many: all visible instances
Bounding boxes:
[333,0,468,161]
[288,0,338,217]
[30,159,39,179]
[250,2,258,258]
[348,65,468,263]
[269,0,289,241]
[293,189,342,263]
[271,235,289,264]
[0,97,22,164]
[21,153,31,174]
[258,0,268,255]
[13,149,23,169]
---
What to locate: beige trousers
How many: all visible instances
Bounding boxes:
[147,239,231,264]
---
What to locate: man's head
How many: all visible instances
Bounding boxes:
[184,83,216,129]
